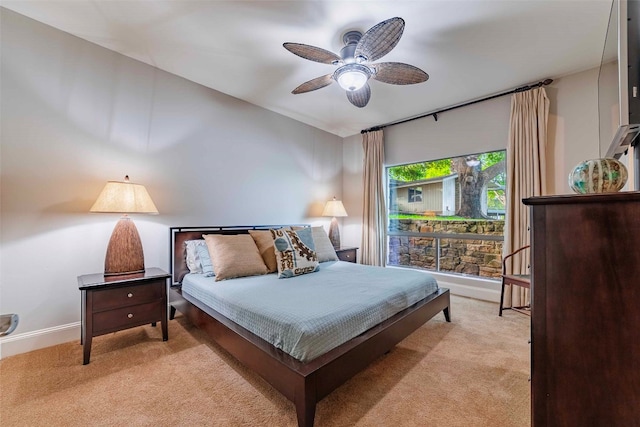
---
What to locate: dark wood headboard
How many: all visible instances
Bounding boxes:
[169,225,307,286]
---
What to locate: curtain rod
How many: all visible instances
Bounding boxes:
[361,78,553,134]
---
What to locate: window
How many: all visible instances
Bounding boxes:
[387,150,506,279]
[408,186,422,203]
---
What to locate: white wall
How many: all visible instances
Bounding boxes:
[341,133,364,250]
[385,95,512,166]
[0,9,343,358]
[547,67,601,194]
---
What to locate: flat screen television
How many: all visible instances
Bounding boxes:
[600,0,639,189]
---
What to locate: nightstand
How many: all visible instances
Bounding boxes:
[335,247,358,263]
[78,267,170,365]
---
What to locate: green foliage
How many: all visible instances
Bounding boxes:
[388,163,429,182]
[425,158,452,178]
[389,213,466,220]
[482,151,507,211]
[479,151,506,170]
[388,151,505,183]
[388,158,452,182]
[387,149,507,219]
[487,189,505,210]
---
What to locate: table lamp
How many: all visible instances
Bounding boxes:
[90,175,158,276]
[322,197,348,249]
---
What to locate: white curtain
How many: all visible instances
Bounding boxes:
[503,87,549,308]
[361,129,387,266]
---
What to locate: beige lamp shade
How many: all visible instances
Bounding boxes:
[322,198,348,217]
[322,197,347,250]
[90,176,159,214]
[90,176,158,276]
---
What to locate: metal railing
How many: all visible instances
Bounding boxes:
[387,230,504,275]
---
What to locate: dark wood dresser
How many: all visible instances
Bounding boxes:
[523,192,640,426]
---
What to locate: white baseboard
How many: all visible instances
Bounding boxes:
[431,272,501,303]
[386,266,501,303]
[0,321,80,360]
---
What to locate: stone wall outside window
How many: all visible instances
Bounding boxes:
[388,219,504,278]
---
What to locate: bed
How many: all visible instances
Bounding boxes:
[169,225,451,427]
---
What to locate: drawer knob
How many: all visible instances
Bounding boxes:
[127,293,133,298]
[127,313,134,319]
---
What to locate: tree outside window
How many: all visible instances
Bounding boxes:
[388,150,506,219]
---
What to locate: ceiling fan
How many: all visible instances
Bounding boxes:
[283,17,429,108]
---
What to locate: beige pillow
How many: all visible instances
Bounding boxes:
[248,229,278,273]
[202,234,268,281]
[292,226,338,262]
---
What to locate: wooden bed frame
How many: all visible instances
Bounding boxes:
[169,226,451,427]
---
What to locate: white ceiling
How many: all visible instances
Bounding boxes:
[2,0,613,137]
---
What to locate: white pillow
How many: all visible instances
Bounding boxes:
[185,239,207,273]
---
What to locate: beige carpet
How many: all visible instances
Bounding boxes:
[0,296,530,426]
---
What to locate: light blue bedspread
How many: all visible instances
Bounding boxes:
[182,261,439,362]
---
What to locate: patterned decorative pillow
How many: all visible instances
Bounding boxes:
[270,228,319,278]
[203,234,268,281]
[185,239,208,274]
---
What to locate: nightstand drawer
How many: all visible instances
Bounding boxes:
[336,248,357,263]
[93,301,163,334]
[92,280,164,311]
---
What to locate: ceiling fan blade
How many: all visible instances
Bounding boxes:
[355,17,405,62]
[283,42,341,65]
[372,62,429,85]
[292,74,334,94]
[346,83,371,108]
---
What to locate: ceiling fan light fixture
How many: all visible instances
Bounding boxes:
[355,55,367,64]
[340,30,362,63]
[334,64,370,91]
[284,17,427,107]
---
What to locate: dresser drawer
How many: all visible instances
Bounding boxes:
[93,301,163,334]
[92,280,164,311]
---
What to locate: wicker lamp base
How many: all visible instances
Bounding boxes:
[328,217,341,250]
[104,216,145,276]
